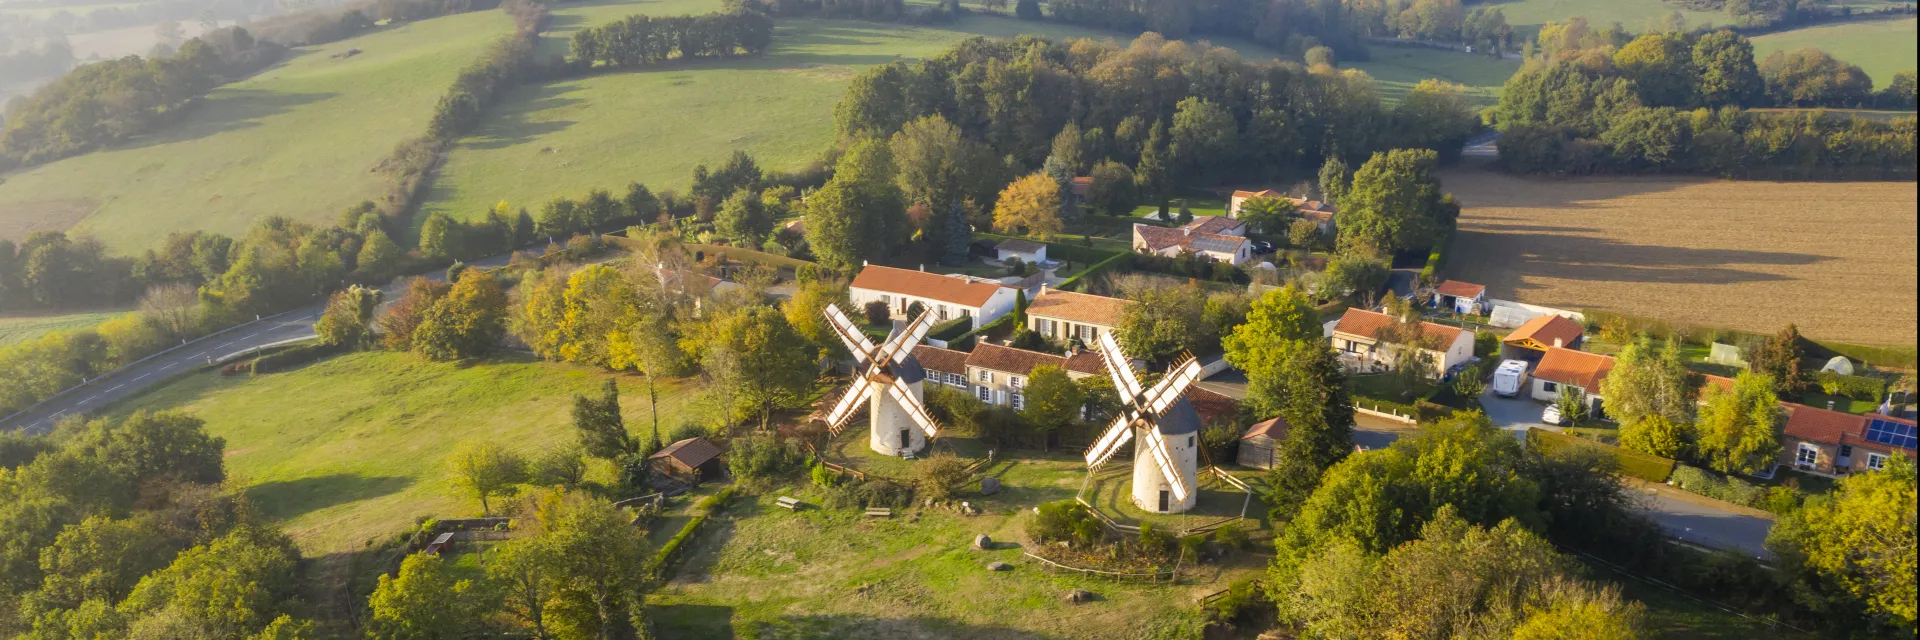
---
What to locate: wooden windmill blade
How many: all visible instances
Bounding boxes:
[1142,355,1203,417]
[1096,332,1145,401]
[825,374,875,429]
[1139,425,1192,501]
[825,303,878,364]
[888,312,936,366]
[1083,413,1135,467]
[884,376,940,438]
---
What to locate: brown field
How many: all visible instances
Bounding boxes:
[1440,170,1918,345]
[0,198,94,242]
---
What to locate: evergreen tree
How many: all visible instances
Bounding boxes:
[943,199,971,265]
[1134,120,1171,210]
[571,379,631,461]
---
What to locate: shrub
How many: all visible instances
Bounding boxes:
[1814,371,1885,402]
[914,452,973,502]
[1212,523,1248,550]
[727,433,803,483]
[1526,428,1675,483]
[1669,464,1782,511]
[863,300,890,325]
[809,461,840,487]
[850,479,912,509]
[250,343,340,373]
[1030,500,1100,546]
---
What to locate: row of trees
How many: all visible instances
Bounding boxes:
[0,411,316,638]
[1602,336,1784,475]
[1532,21,1912,110]
[0,27,281,168]
[568,10,775,69]
[1036,0,1373,57]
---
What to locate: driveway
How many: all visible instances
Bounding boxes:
[1478,387,1555,441]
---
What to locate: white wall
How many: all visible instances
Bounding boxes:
[849,287,988,329]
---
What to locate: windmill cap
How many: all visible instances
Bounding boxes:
[1154,398,1202,436]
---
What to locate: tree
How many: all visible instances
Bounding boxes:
[991,172,1064,239]
[1336,149,1450,257]
[1288,219,1323,251]
[803,138,904,271]
[355,229,403,280]
[1761,48,1874,107]
[608,309,685,455]
[485,534,560,640]
[80,409,227,487]
[379,277,450,352]
[1083,160,1137,216]
[519,492,652,639]
[1393,80,1481,160]
[1692,30,1762,107]
[1114,279,1207,364]
[701,306,815,430]
[1022,365,1085,443]
[1321,254,1389,304]
[1749,323,1803,395]
[785,278,850,352]
[715,188,771,248]
[1555,385,1591,425]
[1235,195,1299,237]
[118,528,302,639]
[314,285,380,349]
[1614,33,1698,108]
[1134,120,1171,206]
[528,445,589,488]
[33,514,178,611]
[418,212,456,261]
[445,439,527,515]
[1260,341,1358,520]
[1317,156,1351,208]
[412,269,508,361]
[1618,414,1693,460]
[1768,454,1915,635]
[1599,336,1696,426]
[889,114,1004,263]
[1695,371,1780,475]
[367,552,492,640]
[571,379,631,461]
[1224,286,1320,406]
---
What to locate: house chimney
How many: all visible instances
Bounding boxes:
[1040,283,1050,295]
[862,260,869,267]
[919,264,925,271]
[1828,400,1836,410]
[1553,338,1563,348]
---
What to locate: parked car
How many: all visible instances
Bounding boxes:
[1491,360,1529,397]
[1251,240,1276,254]
[1541,404,1563,426]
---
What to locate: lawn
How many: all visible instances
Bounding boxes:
[1576,556,1815,640]
[1485,0,1725,38]
[103,349,706,555]
[0,10,517,251]
[1752,18,1918,86]
[1348,45,1520,106]
[0,308,130,346]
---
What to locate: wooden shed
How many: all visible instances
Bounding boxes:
[1237,417,1290,469]
[648,437,725,485]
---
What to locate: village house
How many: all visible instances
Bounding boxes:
[1329,308,1474,377]
[1501,314,1586,360]
[1431,280,1487,315]
[911,344,972,390]
[1779,404,1916,476]
[1529,347,1614,415]
[1132,216,1253,265]
[1025,287,1133,347]
[1228,189,1337,231]
[849,264,1020,330]
[963,342,1106,409]
[993,238,1048,265]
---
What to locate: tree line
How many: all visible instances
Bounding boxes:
[1490,25,1916,179]
[0,27,281,169]
[0,40,74,86]
[568,10,774,69]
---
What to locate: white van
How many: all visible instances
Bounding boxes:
[1491,360,1529,397]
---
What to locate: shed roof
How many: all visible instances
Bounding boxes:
[995,238,1046,254]
[1532,347,1614,390]
[1027,290,1133,328]
[1504,314,1585,350]
[1434,280,1485,298]
[649,437,723,468]
[850,265,1004,308]
[1241,416,1289,441]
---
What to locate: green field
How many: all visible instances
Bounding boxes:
[0,10,516,252]
[1349,45,1520,106]
[0,308,128,345]
[1753,18,1918,86]
[1489,0,1724,36]
[105,350,703,555]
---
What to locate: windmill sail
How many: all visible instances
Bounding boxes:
[1084,413,1135,467]
[1096,332,1144,401]
[1143,356,1202,417]
[826,374,875,428]
[825,304,877,364]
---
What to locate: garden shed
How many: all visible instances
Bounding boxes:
[995,238,1048,265]
[1237,416,1289,469]
[648,437,725,485]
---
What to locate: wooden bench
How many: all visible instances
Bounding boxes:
[864,508,892,518]
[775,496,802,511]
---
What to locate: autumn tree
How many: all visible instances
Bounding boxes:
[367,552,495,639]
[1768,453,1916,636]
[700,305,815,430]
[1694,371,1781,475]
[412,269,508,361]
[1749,323,1804,395]
[314,285,380,349]
[1114,278,1208,364]
[992,172,1064,240]
[380,277,451,352]
[1599,336,1697,426]
[445,439,527,515]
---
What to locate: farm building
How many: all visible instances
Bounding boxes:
[1025,287,1132,347]
[1530,347,1614,416]
[1237,416,1288,469]
[1132,216,1252,265]
[849,265,1020,330]
[1502,314,1585,360]
[648,437,725,484]
[1329,308,1474,378]
[1432,280,1486,315]
[1778,404,1916,476]
[994,238,1048,265]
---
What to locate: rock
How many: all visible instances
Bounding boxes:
[1063,589,1095,604]
[987,561,1012,572]
[980,478,1001,495]
[973,534,992,550]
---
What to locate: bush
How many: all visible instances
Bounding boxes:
[1668,464,1790,512]
[250,342,340,373]
[849,479,912,509]
[727,433,804,483]
[1526,428,1674,483]
[810,461,840,487]
[1813,371,1885,402]
[1212,523,1249,550]
[914,453,974,502]
[1030,500,1101,547]
[863,300,891,325]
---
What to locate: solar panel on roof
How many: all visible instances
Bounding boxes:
[1865,418,1917,450]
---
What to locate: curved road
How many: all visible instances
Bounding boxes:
[2,253,516,435]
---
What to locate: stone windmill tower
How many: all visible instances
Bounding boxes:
[1083,332,1204,513]
[822,304,940,457]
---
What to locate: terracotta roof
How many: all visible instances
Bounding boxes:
[995,238,1045,254]
[649,437,722,468]
[1071,176,1092,197]
[1186,386,1239,425]
[1183,216,1243,236]
[1699,374,1735,395]
[1783,402,1864,446]
[1504,314,1584,350]
[1434,280,1485,299]
[1533,347,1614,390]
[1063,350,1106,375]
[912,345,969,376]
[1332,308,1464,347]
[1231,189,1282,200]
[1134,224,1248,254]
[1242,416,1289,441]
[850,265,1004,308]
[1027,290,1132,328]
[966,342,1067,376]
[1289,197,1332,214]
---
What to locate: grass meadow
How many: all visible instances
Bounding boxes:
[0,10,517,251]
[1752,17,1918,86]
[0,308,130,345]
[104,349,705,555]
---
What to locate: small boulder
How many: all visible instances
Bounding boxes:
[980,478,1001,496]
[973,534,992,550]
[1063,589,1095,604]
[987,561,1012,572]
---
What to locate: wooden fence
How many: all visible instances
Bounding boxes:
[1022,551,1174,582]
[1200,579,1265,607]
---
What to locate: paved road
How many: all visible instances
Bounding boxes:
[2,253,517,435]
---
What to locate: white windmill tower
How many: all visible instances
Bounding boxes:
[1084,332,1205,513]
[821,304,941,457]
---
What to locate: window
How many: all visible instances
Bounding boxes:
[938,305,949,320]
[977,370,992,383]
[1012,393,1025,410]
[1867,453,1887,470]
[976,386,991,403]
[1839,444,1853,458]
[1188,435,1195,448]
[1543,381,1558,393]
[946,372,965,387]
[1796,444,1819,467]
[1010,376,1024,389]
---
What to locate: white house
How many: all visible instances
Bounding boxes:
[962,342,1106,409]
[1432,280,1487,315]
[1132,216,1252,265]
[994,238,1048,265]
[1229,189,1336,231]
[1025,286,1132,347]
[1530,347,1615,415]
[1329,307,1474,377]
[849,264,1019,330]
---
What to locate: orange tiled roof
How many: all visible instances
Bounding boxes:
[1434,280,1485,299]
[1782,402,1866,446]
[1332,308,1464,346]
[1533,347,1614,390]
[966,343,1067,376]
[1027,290,1132,328]
[1134,224,1247,254]
[1504,314,1585,350]
[912,345,970,376]
[850,265,1004,308]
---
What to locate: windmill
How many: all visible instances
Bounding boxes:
[821,304,941,457]
[1083,332,1205,513]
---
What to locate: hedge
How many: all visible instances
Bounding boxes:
[651,486,735,573]
[1815,371,1886,401]
[927,316,971,342]
[1526,428,1675,483]
[942,312,1016,350]
[1418,230,1451,282]
[252,343,341,373]
[1056,251,1132,292]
